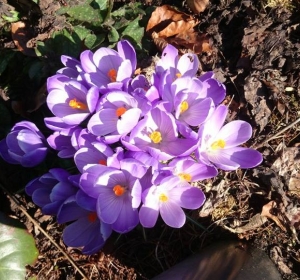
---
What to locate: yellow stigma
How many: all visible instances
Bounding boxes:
[180,100,189,114]
[113,184,126,196]
[178,173,192,182]
[159,193,168,202]
[210,139,226,150]
[176,73,182,78]
[108,69,117,82]
[116,106,127,117]
[69,98,88,110]
[149,131,162,144]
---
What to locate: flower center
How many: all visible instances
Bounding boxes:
[113,184,126,196]
[98,159,107,165]
[116,106,127,117]
[178,172,192,182]
[176,73,182,78]
[88,212,97,223]
[210,139,226,150]
[180,100,189,114]
[108,69,117,82]
[159,193,168,202]
[149,131,162,144]
[69,98,88,110]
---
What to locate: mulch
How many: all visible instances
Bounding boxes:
[1,0,300,279]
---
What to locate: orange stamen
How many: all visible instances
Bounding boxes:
[113,184,126,196]
[88,212,97,223]
[108,69,117,82]
[116,107,127,117]
[98,159,107,165]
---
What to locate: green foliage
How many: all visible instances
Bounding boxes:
[0,212,38,280]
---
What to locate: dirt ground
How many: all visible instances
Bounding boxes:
[1,0,300,279]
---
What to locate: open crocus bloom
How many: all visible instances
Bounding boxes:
[81,40,136,89]
[47,75,99,126]
[88,91,142,143]
[80,165,142,233]
[125,107,197,161]
[139,176,206,228]
[196,105,263,170]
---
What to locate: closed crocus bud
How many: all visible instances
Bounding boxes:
[0,121,48,167]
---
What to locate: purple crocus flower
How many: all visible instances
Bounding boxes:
[74,140,114,173]
[56,55,85,83]
[25,168,78,215]
[124,107,197,160]
[168,156,218,184]
[139,176,206,228]
[60,192,112,255]
[80,165,142,233]
[196,105,263,170]
[47,126,83,158]
[47,75,99,125]
[0,121,48,167]
[154,44,199,82]
[81,40,136,89]
[88,91,142,143]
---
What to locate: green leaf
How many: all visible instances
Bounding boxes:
[57,2,104,27]
[0,212,38,280]
[72,25,91,41]
[121,16,144,49]
[84,33,106,50]
[36,29,82,59]
[107,26,119,43]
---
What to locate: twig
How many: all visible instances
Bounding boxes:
[253,116,300,149]
[0,183,88,280]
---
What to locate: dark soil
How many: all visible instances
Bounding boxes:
[1,0,300,279]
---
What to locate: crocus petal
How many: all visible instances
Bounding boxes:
[217,121,252,148]
[112,199,139,233]
[21,147,48,167]
[139,205,159,228]
[88,109,118,136]
[117,108,141,134]
[177,53,199,77]
[177,186,206,209]
[223,147,263,169]
[207,150,240,171]
[117,40,136,70]
[97,188,123,224]
[160,201,186,228]
[80,50,97,73]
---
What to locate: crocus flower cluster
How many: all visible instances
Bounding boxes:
[0,40,263,254]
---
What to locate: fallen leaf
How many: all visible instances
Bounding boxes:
[146,5,198,38]
[261,201,286,232]
[147,5,211,54]
[186,0,209,14]
[11,21,36,57]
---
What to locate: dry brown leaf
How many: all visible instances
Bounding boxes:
[168,30,211,54]
[187,0,209,14]
[261,201,286,232]
[146,5,198,38]
[147,5,211,55]
[11,21,36,57]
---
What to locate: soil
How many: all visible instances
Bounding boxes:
[1,0,300,279]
